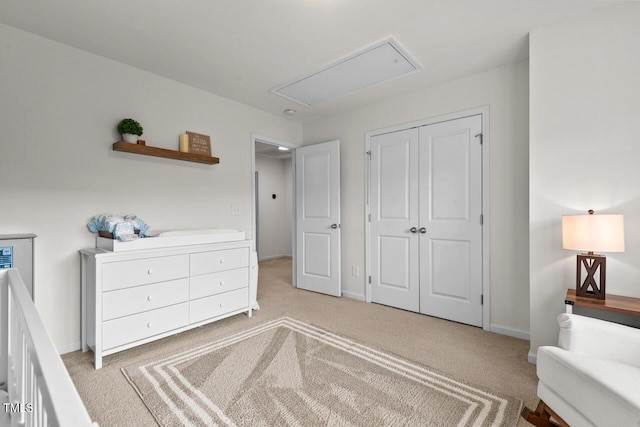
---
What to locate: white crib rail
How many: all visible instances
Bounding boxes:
[1,269,96,427]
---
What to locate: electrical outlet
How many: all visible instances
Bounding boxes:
[352,265,359,277]
[231,205,241,216]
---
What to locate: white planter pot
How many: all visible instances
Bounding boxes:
[122,133,139,143]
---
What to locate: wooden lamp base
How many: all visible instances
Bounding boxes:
[576,253,606,300]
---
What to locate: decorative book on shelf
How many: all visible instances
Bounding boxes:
[113,141,219,165]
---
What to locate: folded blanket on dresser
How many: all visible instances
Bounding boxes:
[87,214,150,240]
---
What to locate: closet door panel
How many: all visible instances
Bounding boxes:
[430,131,471,220]
[419,115,483,327]
[370,128,419,312]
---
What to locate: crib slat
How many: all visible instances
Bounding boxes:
[1,269,96,427]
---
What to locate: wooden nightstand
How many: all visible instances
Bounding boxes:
[565,288,640,319]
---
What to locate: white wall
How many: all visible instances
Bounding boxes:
[255,155,292,260]
[529,3,640,360]
[0,24,302,352]
[303,61,530,337]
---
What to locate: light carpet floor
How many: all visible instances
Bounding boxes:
[63,258,538,426]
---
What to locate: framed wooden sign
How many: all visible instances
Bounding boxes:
[186,131,212,156]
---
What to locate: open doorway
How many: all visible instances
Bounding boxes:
[251,134,296,286]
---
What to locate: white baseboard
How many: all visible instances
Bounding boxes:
[341,291,365,301]
[489,324,530,341]
[258,254,292,262]
[528,349,537,365]
[58,341,81,355]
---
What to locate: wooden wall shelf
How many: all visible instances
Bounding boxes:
[113,141,219,165]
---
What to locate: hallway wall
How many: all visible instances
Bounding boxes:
[255,155,292,260]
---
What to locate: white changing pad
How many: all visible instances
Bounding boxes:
[96,229,245,251]
[154,229,239,237]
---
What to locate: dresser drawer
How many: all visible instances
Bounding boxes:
[190,268,248,300]
[190,248,249,276]
[102,303,188,350]
[102,254,189,291]
[190,288,248,324]
[103,278,189,321]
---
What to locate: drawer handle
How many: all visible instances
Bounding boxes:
[219,302,224,308]
[219,281,224,286]
[147,322,153,328]
[147,295,153,301]
[219,259,224,264]
[147,269,153,275]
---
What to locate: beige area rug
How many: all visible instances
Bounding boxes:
[123,317,522,427]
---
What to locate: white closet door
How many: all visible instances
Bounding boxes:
[419,115,483,326]
[295,140,341,297]
[370,128,420,312]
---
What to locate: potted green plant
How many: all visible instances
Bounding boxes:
[117,118,143,143]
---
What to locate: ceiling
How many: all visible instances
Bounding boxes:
[0,0,621,123]
[255,141,292,160]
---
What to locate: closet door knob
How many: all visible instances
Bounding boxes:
[419,227,427,234]
[219,259,224,264]
[330,224,338,229]
[147,322,153,328]
[147,269,153,274]
[219,281,224,286]
[410,227,418,233]
[147,295,153,301]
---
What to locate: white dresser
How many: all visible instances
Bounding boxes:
[80,240,253,369]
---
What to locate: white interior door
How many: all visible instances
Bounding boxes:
[370,129,420,311]
[419,115,483,326]
[295,140,341,296]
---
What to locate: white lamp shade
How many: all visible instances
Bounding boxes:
[562,214,625,252]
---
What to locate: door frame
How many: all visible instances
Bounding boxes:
[364,106,491,330]
[250,133,297,286]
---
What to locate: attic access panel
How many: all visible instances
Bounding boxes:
[271,37,421,107]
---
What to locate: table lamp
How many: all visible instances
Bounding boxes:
[562,210,624,299]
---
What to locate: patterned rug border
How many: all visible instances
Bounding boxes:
[122,316,523,427]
